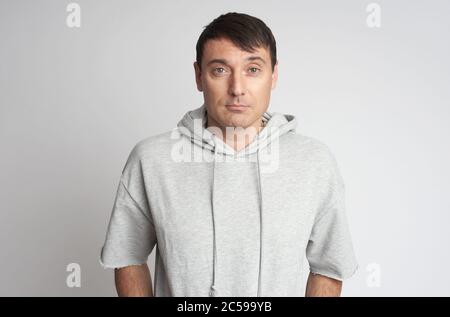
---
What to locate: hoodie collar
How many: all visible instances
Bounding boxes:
[177,103,297,157]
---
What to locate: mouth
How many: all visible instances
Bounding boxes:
[225,104,249,112]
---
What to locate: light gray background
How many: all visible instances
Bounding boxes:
[1,0,449,296]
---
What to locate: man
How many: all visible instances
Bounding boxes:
[100,12,358,297]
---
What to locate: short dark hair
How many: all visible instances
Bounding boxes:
[196,12,277,72]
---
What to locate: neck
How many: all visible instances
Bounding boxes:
[206,115,265,152]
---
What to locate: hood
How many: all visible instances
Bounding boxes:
[177,103,297,157]
[176,103,297,296]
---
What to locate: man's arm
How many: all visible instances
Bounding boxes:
[305,272,342,297]
[114,263,154,297]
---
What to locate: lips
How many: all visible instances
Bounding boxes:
[225,104,248,111]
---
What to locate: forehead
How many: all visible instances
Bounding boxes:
[202,37,270,63]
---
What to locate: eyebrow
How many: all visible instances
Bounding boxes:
[206,56,267,67]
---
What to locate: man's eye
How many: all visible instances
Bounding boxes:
[214,67,226,73]
[249,67,261,73]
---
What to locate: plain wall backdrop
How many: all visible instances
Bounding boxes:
[1,0,449,296]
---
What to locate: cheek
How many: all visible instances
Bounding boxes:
[204,78,228,98]
[249,78,272,99]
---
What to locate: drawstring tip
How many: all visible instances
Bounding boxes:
[209,286,216,297]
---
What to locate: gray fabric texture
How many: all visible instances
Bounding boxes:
[100,103,358,296]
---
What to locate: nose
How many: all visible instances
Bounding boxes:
[228,72,245,97]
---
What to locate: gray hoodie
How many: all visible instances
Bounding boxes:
[99,104,358,297]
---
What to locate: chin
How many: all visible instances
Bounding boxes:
[229,118,256,129]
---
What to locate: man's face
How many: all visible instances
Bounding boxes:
[194,37,278,130]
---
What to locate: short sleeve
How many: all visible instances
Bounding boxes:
[306,146,359,281]
[99,144,157,269]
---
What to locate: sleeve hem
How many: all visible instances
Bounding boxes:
[309,263,359,282]
[99,255,148,270]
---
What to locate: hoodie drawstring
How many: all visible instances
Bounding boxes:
[209,136,264,297]
[209,137,218,297]
[256,148,263,297]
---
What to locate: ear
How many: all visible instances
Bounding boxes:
[194,61,203,92]
[271,61,279,90]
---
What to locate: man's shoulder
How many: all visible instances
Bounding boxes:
[284,132,335,156]
[133,129,176,152]
[125,128,177,160]
[281,132,341,173]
